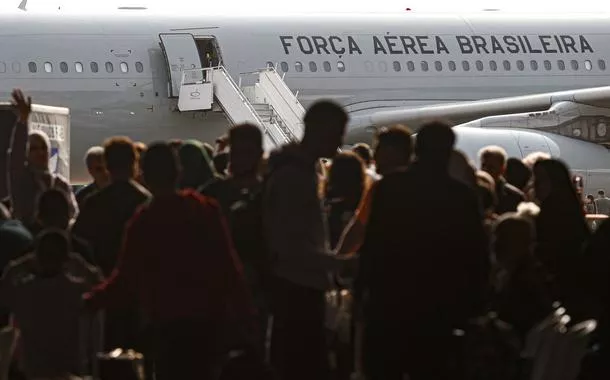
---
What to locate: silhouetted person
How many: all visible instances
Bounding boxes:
[479,146,525,214]
[373,124,413,177]
[203,124,269,348]
[264,100,354,380]
[336,125,413,254]
[505,157,532,194]
[7,89,78,227]
[75,146,109,208]
[30,189,96,265]
[178,140,218,190]
[357,121,489,380]
[0,203,32,327]
[533,159,590,314]
[0,229,101,379]
[85,142,254,380]
[491,210,553,339]
[72,136,151,350]
[324,151,366,250]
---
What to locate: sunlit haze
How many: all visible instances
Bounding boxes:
[8,0,610,13]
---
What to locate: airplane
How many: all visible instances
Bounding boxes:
[1,8,610,192]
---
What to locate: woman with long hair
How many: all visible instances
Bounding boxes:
[532,159,590,313]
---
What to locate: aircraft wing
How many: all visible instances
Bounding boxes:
[346,85,610,141]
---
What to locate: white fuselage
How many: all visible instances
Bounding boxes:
[1,10,610,182]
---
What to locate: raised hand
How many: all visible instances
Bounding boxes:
[11,89,32,123]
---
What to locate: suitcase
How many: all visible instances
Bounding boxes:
[97,349,145,380]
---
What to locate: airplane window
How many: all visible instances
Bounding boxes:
[337,61,346,72]
[28,62,37,73]
[420,61,429,72]
[0,62,5,73]
[60,62,68,73]
[475,60,483,71]
[323,61,331,72]
[448,61,456,71]
[557,60,566,71]
[489,60,497,71]
[364,61,374,72]
[75,62,84,73]
[90,62,99,73]
[599,60,607,71]
[434,61,442,71]
[517,60,525,71]
[135,61,144,73]
[530,60,538,71]
[120,62,129,73]
[571,60,579,70]
[12,62,21,73]
[393,61,401,72]
[44,62,53,73]
[295,61,303,72]
[105,62,114,73]
[407,61,415,72]
[462,61,470,71]
[585,60,592,71]
[503,60,511,71]
[280,62,289,72]
[378,62,388,72]
[544,60,552,71]
[309,61,317,72]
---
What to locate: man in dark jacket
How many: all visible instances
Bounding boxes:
[72,136,151,351]
[75,146,109,208]
[357,121,490,380]
[479,145,525,214]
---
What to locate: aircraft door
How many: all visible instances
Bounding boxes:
[159,33,204,98]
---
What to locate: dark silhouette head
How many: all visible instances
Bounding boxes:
[36,189,71,230]
[505,157,532,191]
[533,158,578,204]
[351,143,373,167]
[103,136,137,181]
[142,142,180,193]
[302,100,348,159]
[415,120,455,169]
[229,123,263,178]
[326,151,365,210]
[178,140,215,189]
[374,125,413,176]
[35,229,70,278]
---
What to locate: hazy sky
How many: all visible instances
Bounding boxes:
[10,0,610,13]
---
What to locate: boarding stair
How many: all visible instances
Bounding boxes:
[178,65,305,151]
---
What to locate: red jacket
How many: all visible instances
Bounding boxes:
[86,190,254,324]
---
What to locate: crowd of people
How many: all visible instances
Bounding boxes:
[1,87,610,380]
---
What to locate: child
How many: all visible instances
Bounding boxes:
[0,229,102,379]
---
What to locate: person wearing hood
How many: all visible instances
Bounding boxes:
[7,89,77,228]
[177,140,219,191]
[263,100,355,380]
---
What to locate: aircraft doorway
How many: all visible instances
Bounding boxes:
[195,38,222,68]
[158,33,223,98]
